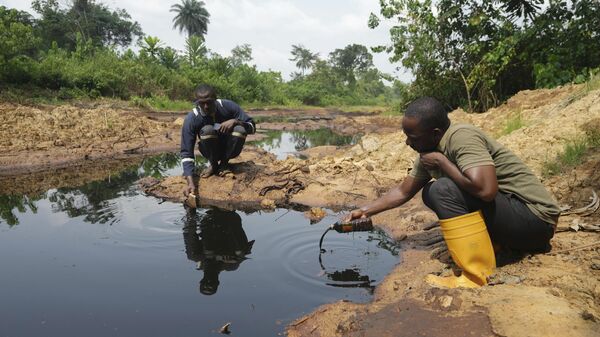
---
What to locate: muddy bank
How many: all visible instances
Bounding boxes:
[286,85,600,337]
[1,85,599,336]
[0,103,376,176]
[0,157,143,196]
[0,103,181,175]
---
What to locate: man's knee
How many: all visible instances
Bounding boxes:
[200,125,218,141]
[231,125,247,139]
[422,177,461,208]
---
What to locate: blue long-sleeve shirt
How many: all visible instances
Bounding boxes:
[180,99,255,176]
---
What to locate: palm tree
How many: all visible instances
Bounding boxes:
[185,35,207,66]
[141,36,163,59]
[170,0,211,38]
[290,44,319,76]
[501,0,542,21]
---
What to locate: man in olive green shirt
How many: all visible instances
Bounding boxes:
[347,97,560,253]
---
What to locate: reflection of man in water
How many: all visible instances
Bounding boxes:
[182,207,254,295]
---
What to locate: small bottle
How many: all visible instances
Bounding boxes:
[332,217,373,233]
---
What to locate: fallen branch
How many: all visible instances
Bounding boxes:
[122,143,145,154]
[561,190,598,216]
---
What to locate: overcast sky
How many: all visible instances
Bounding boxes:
[1,0,411,82]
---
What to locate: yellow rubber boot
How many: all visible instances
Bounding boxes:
[426,211,496,288]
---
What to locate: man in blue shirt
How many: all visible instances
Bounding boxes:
[180,84,256,196]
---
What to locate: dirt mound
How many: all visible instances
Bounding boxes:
[0,103,180,174]
[450,85,600,176]
[0,103,171,152]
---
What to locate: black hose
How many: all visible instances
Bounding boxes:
[318,227,331,253]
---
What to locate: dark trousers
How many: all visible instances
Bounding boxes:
[198,125,247,167]
[422,177,554,253]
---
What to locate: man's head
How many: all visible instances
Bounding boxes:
[199,259,220,295]
[402,97,450,153]
[195,84,218,115]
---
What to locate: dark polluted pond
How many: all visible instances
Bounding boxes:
[0,133,395,337]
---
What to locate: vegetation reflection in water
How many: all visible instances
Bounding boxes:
[0,128,357,226]
[251,128,361,159]
[0,154,201,226]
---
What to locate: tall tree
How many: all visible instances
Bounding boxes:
[0,6,40,82]
[230,44,253,66]
[329,44,374,85]
[170,0,210,38]
[289,44,319,76]
[31,0,142,50]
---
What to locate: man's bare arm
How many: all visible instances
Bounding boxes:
[346,176,429,220]
[420,152,498,202]
[436,158,498,202]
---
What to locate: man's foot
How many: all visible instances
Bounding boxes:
[201,165,217,178]
[217,164,234,177]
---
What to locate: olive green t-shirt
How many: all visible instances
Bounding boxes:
[409,123,560,225]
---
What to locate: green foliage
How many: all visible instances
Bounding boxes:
[0,6,40,83]
[131,95,191,111]
[31,0,142,50]
[0,2,399,109]
[371,0,600,111]
[230,44,253,67]
[140,36,164,59]
[185,35,207,66]
[329,44,374,86]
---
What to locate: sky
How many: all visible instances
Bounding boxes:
[1,0,412,82]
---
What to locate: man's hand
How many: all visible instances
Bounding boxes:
[219,119,238,134]
[343,208,368,223]
[183,176,196,197]
[183,184,195,197]
[419,152,446,170]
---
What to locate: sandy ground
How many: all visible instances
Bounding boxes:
[0,86,599,336]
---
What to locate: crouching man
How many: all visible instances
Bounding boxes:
[346,97,560,288]
[181,84,256,196]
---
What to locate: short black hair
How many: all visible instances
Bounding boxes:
[404,97,450,130]
[195,84,217,99]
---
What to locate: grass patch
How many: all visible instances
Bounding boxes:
[542,138,588,177]
[542,125,600,177]
[501,111,526,135]
[583,69,600,94]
